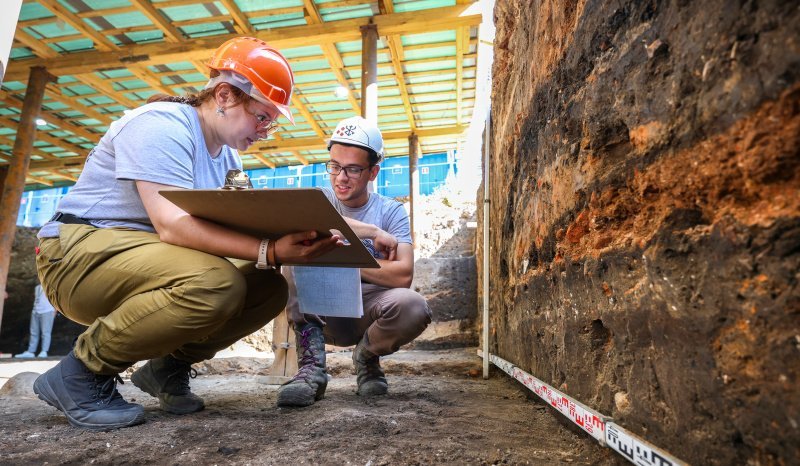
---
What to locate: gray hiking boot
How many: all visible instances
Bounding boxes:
[276,323,327,407]
[33,351,145,430]
[353,335,388,396]
[131,355,204,414]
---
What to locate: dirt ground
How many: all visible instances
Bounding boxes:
[0,348,620,465]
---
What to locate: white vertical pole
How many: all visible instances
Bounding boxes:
[482,108,491,379]
[0,0,23,86]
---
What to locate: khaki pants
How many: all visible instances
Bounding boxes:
[36,224,287,374]
[284,267,431,356]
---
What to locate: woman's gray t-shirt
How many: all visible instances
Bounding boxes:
[38,102,241,237]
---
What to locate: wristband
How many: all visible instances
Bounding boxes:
[256,239,270,269]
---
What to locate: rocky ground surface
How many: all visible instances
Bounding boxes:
[0,348,621,465]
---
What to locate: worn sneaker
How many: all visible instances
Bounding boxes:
[15,351,35,358]
[131,355,204,415]
[353,336,388,396]
[276,323,328,407]
[33,351,145,430]
[37,351,48,358]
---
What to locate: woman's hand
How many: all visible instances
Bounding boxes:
[274,230,343,264]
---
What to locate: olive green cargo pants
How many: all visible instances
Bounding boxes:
[36,224,287,375]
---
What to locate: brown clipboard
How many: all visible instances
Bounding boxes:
[159,188,379,268]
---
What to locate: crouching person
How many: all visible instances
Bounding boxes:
[277,117,431,407]
[33,37,341,430]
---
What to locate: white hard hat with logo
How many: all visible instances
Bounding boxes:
[327,116,384,161]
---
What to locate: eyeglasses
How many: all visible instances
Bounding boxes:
[325,161,372,178]
[245,105,280,137]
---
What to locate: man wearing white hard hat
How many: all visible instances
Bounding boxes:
[277,116,431,407]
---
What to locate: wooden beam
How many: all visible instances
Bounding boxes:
[248,125,465,153]
[248,152,276,169]
[29,157,86,170]
[0,115,88,156]
[76,6,138,18]
[77,73,140,110]
[2,93,104,143]
[25,174,54,186]
[38,0,120,52]
[48,170,79,182]
[456,25,469,125]
[360,23,378,122]
[220,0,253,34]
[128,66,175,96]
[129,0,184,42]
[269,133,310,166]
[380,0,416,131]
[0,67,57,329]
[13,28,58,59]
[290,95,326,138]
[44,84,116,126]
[6,5,482,81]
[287,53,477,78]
[408,132,419,245]
[302,0,361,114]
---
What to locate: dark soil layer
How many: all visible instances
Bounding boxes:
[483,0,799,464]
[0,227,85,355]
[0,349,619,465]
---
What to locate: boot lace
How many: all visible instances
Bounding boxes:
[291,327,321,383]
[166,366,197,395]
[90,374,126,406]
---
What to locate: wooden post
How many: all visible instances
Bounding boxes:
[263,265,298,385]
[262,309,297,385]
[360,23,378,124]
[408,132,420,247]
[0,66,56,329]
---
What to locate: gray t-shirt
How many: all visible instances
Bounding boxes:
[38,102,241,238]
[319,187,411,258]
[32,285,56,315]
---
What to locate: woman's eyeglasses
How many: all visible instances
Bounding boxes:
[245,105,280,137]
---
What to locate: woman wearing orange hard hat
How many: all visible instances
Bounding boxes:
[32,37,342,430]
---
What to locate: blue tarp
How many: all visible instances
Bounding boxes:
[17,152,457,227]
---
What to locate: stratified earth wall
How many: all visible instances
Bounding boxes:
[481,1,799,463]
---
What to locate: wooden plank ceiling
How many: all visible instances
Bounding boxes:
[1,0,481,188]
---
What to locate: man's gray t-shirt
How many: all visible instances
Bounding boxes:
[39,102,241,237]
[319,187,411,258]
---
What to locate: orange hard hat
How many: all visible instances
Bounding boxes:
[208,37,295,123]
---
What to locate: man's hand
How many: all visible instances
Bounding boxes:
[275,231,344,264]
[373,228,398,261]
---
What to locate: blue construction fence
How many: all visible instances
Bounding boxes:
[17,151,457,227]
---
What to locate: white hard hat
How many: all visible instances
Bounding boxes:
[327,116,384,160]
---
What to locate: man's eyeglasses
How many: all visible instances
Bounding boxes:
[325,162,372,178]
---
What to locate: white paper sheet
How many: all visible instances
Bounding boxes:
[292,266,363,318]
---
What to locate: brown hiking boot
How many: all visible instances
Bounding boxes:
[131,355,204,415]
[353,335,387,396]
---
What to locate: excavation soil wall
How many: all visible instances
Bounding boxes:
[482,1,799,464]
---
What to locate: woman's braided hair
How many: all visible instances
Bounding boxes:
[147,83,250,107]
